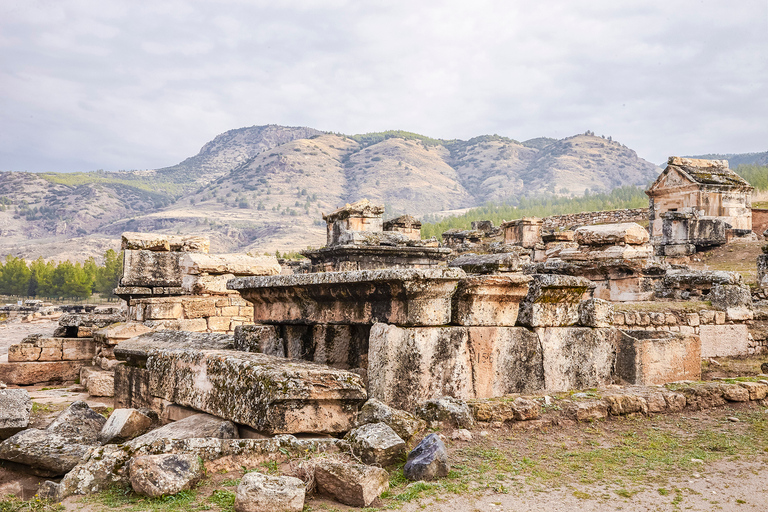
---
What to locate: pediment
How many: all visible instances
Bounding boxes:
[647,167,696,193]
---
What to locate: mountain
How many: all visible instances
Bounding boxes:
[684,151,768,168]
[0,127,662,261]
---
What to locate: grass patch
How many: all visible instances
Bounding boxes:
[207,490,235,510]
[82,487,206,511]
[0,497,63,512]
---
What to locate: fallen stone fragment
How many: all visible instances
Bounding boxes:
[47,400,107,443]
[0,388,32,439]
[451,429,472,442]
[314,459,389,507]
[127,413,237,450]
[0,429,94,475]
[356,398,425,441]
[345,422,406,467]
[129,453,204,497]
[235,472,305,512]
[99,409,153,444]
[403,433,450,481]
[86,370,115,397]
[416,397,475,429]
[574,223,650,246]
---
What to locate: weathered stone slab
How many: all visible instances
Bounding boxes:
[448,250,529,274]
[233,325,283,355]
[0,360,85,385]
[86,370,115,397]
[99,409,153,444]
[279,324,370,369]
[616,330,701,385]
[578,298,614,327]
[710,284,754,321]
[121,233,209,253]
[114,330,234,366]
[229,268,466,326]
[8,337,97,362]
[58,312,126,328]
[0,389,32,439]
[94,322,153,345]
[345,422,406,467]
[181,274,236,295]
[368,324,543,410]
[121,250,183,287]
[127,413,237,449]
[453,274,531,326]
[180,253,280,276]
[537,327,619,392]
[517,274,595,327]
[574,223,650,246]
[699,324,751,358]
[116,333,367,434]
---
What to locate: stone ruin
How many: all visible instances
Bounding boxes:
[0,168,766,508]
[647,157,754,257]
[302,199,449,272]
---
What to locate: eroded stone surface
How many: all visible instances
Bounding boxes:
[99,409,153,444]
[616,330,701,385]
[517,274,595,327]
[127,413,237,450]
[574,223,650,246]
[0,388,32,439]
[315,460,389,507]
[345,422,406,467]
[537,327,619,392]
[235,472,305,512]
[129,454,204,497]
[415,397,474,429]
[179,253,280,276]
[356,398,425,441]
[229,268,466,326]
[453,274,531,326]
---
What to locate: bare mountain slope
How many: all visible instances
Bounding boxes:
[0,127,663,260]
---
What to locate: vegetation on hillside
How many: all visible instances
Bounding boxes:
[347,130,452,148]
[0,250,123,300]
[421,186,648,239]
[39,171,185,198]
[735,164,768,191]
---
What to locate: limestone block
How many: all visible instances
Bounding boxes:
[448,250,529,274]
[453,274,531,326]
[738,381,768,400]
[181,297,218,319]
[0,389,32,439]
[207,316,232,332]
[574,222,650,246]
[99,409,153,444]
[62,339,98,360]
[0,428,94,475]
[116,335,367,434]
[181,274,235,295]
[368,324,544,410]
[121,250,183,287]
[130,454,204,498]
[711,284,754,320]
[699,324,750,358]
[167,235,209,253]
[58,312,126,328]
[578,298,614,327]
[558,244,653,262]
[233,325,283,355]
[87,371,115,397]
[415,397,475,429]
[235,472,305,512]
[127,413,237,449]
[180,253,280,276]
[122,233,171,251]
[616,330,701,386]
[0,360,85,385]
[94,322,153,345]
[345,422,406,467]
[356,398,425,441]
[403,433,450,481]
[537,327,619,392]
[229,268,465,326]
[564,400,608,421]
[144,300,183,320]
[315,460,389,508]
[517,274,595,328]
[177,319,208,332]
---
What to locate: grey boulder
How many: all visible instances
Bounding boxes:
[0,388,32,439]
[129,454,204,497]
[403,433,450,481]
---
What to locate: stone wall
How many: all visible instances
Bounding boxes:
[612,309,762,357]
[541,208,649,230]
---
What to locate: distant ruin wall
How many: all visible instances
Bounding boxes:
[752,208,768,237]
[542,208,649,230]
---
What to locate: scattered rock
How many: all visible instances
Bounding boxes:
[129,454,204,497]
[403,433,450,481]
[47,400,107,443]
[235,471,305,512]
[0,388,32,439]
[345,422,406,467]
[0,429,94,475]
[99,409,153,444]
[564,400,609,421]
[127,413,237,449]
[451,429,472,442]
[762,362,768,374]
[727,416,740,422]
[315,459,389,507]
[416,397,474,429]
[86,370,115,397]
[356,398,425,441]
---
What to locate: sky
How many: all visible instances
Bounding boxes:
[1,0,766,173]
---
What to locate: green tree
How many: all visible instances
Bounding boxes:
[29,257,55,297]
[94,249,123,297]
[0,255,31,295]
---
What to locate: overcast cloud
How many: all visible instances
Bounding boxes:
[1,0,766,172]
